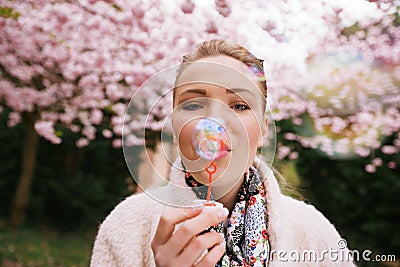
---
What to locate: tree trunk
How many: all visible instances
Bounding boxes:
[64,147,75,178]
[10,114,39,226]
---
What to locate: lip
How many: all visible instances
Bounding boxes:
[223,143,232,152]
[195,138,232,160]
[213,150,228,160]
[214,145,232,160]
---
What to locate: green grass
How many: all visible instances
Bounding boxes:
[0,226,95,267]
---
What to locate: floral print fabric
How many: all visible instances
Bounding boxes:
[184,165,270,266]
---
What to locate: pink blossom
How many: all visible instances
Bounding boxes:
[215,0,231,17]
[70,124,81,133]
[125,134,144,146]
[277,145,291,160]
[131,7,145,19]
[7,112,22,127]
[90,109,103,125]
[205,21,218,34]
[78,111,90,126]
[112,103,126,117]
[334,139,350,155]
[106,83,124,101]
[111,116,124,127]
[372,157,383,167]
[124,75,135,85]
[60,107,77,124]
[0,0,398,166]
[394,139,400,147]
[354,147,371,158]
[113,125,123,136]
[331,117,347,134]
[102,129,113,138]
[82,125,97,140]
[387,161,397,169]
[381,145,398,155]
[292,117,303,126]
[181,1,195,14]
[365,164,376,173]
[319,137,334,156]
[284,132,297,141]
[41,111,58,121]
[34,120,62,144]
[76,138,90,148]
[112,138,122,148]
[289,151,299,160]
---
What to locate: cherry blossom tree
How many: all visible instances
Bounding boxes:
[228,0,399,173]
[0,0,242,225]
[269,0,400,173]
[1,0,399,226]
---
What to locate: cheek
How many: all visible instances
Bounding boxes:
[175,120,198,160]
[238,114,262,153]
[248,121,262,148]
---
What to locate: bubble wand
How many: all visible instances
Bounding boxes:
[192,118,229,205]
[205,162,217,204]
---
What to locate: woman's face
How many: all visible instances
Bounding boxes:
[172,56,267,195]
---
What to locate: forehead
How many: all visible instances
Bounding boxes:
[175,56,262,94]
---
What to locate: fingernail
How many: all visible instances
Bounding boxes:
[217,208,229,219]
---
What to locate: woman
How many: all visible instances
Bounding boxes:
[91,39,355,266]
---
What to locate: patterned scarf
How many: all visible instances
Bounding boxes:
[184,165,270,266]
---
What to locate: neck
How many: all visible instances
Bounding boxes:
[213,175,244,212]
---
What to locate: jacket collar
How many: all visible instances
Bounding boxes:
[168,156,282,200]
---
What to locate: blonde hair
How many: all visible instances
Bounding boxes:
[175,39,267,98]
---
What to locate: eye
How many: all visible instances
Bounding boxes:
[182,102,204,111]
[231,101,250,111]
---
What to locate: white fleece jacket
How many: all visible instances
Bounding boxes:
[91,158,356,267]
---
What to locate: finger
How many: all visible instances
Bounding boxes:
[152,207,202,247]
[167,207,228,254]
[196,240,226,267]
[178,230,224,264]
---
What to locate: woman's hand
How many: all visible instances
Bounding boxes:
[151,206,228,267]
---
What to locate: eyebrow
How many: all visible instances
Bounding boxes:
[179,89,207,96]
[226,88,255,96]
[179,88,255,96]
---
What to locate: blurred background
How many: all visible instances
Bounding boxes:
[0,0,399,266]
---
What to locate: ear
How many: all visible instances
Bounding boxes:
[257,118,268,147]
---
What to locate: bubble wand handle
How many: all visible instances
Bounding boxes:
[205,162,217,203]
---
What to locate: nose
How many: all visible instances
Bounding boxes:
[207,100,226,119]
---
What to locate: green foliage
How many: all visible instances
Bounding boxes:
[0,7,20,19]
[341,22,361,38]
[295,143,400,263]
[0,112,24,219]
[0,227,92,266]
[0,109,132,230]
[112,4,123,12]
[276,118,400,265]
[1,106,399,266]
